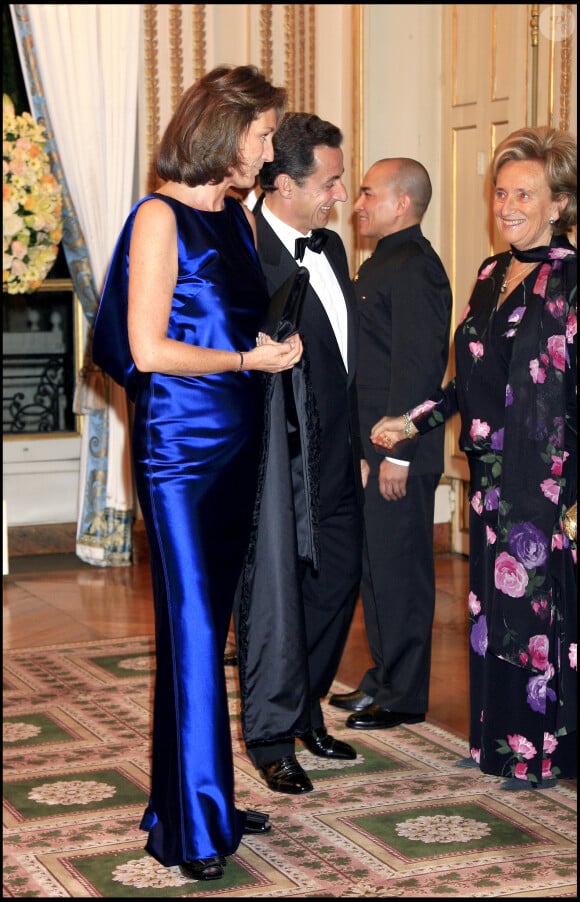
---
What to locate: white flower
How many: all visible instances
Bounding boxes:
[395,814,491,843]
[113,860,192,889]
[3,94,63,294]
[118,655,155,671]
[3,721,42,742]
[28,779,116,806]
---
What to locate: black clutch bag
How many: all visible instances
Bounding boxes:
[262,266,310,341]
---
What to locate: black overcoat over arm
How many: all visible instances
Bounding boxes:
[234,270,320,748]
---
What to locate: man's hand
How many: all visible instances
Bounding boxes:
[378,458,408,501]
[361,458,370,489]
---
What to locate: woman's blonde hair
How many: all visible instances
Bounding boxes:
[492,126,577,235]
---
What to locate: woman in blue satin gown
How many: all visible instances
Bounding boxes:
[92,66,302,881]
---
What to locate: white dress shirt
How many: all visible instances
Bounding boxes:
[261,200,349,371]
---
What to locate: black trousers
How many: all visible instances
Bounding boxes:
[248,480,362,768]
[359,472,440,714]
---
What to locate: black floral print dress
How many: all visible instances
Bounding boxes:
[411,237,577,785]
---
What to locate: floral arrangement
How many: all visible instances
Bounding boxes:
[3,94,63,294]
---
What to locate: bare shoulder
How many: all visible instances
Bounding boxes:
[134,195,176,221]
[133,195,176,233]
[131,196,178,257]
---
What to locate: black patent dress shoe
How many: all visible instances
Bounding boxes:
[346,704,425,730]
[259,755,314,794]
[301,726,357,760]
[243,809,272,834]
[179,856,226,880]
[328,688,374,711]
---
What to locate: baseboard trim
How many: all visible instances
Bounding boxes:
[7,519,452,559]
[6,521,149,559]
[434,521,451,555]
[6,523,77,557]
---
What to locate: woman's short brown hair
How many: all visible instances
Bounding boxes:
[156,65,287,187]
[492,126,577,235]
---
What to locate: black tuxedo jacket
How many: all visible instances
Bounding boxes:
[355,224,452,476]
[254,198,363,511]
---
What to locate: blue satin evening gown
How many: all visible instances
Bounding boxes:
[93,193,269,867]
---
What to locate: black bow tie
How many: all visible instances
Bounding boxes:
[294,230,328,262]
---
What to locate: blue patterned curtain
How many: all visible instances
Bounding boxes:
[10,4,139,566]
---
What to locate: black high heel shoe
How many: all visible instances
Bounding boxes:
[243,809,272,834]
[179,856,226,880]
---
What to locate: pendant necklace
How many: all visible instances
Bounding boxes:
[499,257,536,294]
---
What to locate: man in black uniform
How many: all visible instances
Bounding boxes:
[330,158,452,729]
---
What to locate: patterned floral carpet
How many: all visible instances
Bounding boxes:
[3,636,577,898]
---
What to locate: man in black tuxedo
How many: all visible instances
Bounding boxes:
[241,113,364,794]
[330,158,452,729]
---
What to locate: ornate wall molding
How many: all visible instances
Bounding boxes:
[351,4,364,271]
[259,5,273,81]
[298,5,306,109]
[530,5,540,125]
[281,5,316,113]
[143,4,160,191]
[559,5,572,131]
[192,5,206,82]
[308,5,315,112]
[284,4,296,110]
[169,5,183,112]
[531,3,576,131]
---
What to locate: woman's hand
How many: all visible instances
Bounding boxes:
[370,414,408,450]
[245,331,303,373]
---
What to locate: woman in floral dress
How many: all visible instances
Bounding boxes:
[371,126,577,790]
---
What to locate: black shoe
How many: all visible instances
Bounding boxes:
[243,809,272,834]
[179,856,226,880]
[455,756,479,769]
[501,776,558,791]
[301,726,357,760]
[259,755,314,794]
[224,651,238,666]
[346,704,425,730]
[328,688,374,712]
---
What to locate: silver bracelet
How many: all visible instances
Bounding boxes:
[402,411,414,438]
[235,351,244,372]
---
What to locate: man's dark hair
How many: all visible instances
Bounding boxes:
[259,112,343,192]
